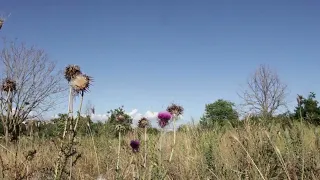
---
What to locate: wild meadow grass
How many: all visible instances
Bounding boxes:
[1,120,320,180]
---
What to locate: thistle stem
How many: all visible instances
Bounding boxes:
[63,86,73,139]
[143,127,147,168]
[116,131,121,172]
[74,92,84,131]
[169,116,177,162]
[159,129,163,165]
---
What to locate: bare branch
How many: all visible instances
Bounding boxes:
[0,39,68,126]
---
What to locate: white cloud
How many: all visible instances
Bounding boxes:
[49,109,186,128]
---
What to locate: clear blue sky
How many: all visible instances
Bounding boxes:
[1,0,320,123]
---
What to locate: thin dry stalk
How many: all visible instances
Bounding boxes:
[231,134,266,180]
[264,131,291,180]
[87,120,100,175]
[143,127,147,168]
[116,131,121,172]
[73,92,84,131]
[169,115,177,162]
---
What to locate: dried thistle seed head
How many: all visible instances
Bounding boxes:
[115,124,125,132]
[70,74,92,93]
[1,78,17,92]
[297,94,303,105]
[0,19,4,29]
[116,115,125,122]
[167,103,184,116]
[64,65,81,82]
[138,117,149,128]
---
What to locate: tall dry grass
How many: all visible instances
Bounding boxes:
[1,120,320,179]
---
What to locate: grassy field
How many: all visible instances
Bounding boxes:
[1,120,320,180]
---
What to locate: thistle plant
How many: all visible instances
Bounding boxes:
[157,111,172,164]
[138,117,149,167]
[0,78,17,145]
[130,140,140,179]
[72,73,92,131]
[166,103,184,162]
[115,124,125,173]
[54,65,92,180]
[63,65,81,138]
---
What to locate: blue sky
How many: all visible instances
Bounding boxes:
[1,0,320,125]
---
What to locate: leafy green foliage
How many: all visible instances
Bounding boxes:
[200,99,239,128]
[293,92,320,125]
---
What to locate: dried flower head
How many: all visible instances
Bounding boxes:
[0,19,4,29]
[130,140,140,153]
[115,124,125,132]
[138,117,149,128]
[297,94,303,106]
[1,78,17,92]
[158,111,172,128]
[167,103,184,116]
[64,65,81,82]
[71,74,92,94]
[116,115,125,122]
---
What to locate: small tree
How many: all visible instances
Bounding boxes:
[239,64,288,119]
[294,92,320,125]
[0,39,66,144]
[200,99,238,128]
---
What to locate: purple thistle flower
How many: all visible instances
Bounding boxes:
[158,119,169,128]
[158,111,172,121]
[157,111,172,128]
[130,140,140,153]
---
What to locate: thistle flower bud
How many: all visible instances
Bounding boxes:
[130,140,140,153]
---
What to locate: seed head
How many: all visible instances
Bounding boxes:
[297,94,303,106]
[138,117,149,128]
[130,140,140,153]
[64,65,81,82]
[167,103,184,116]
[70,74,92,94]
[115,124,125,132]
[0,19,4,29]
[116,115,125,122]
[1,78,17,92]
